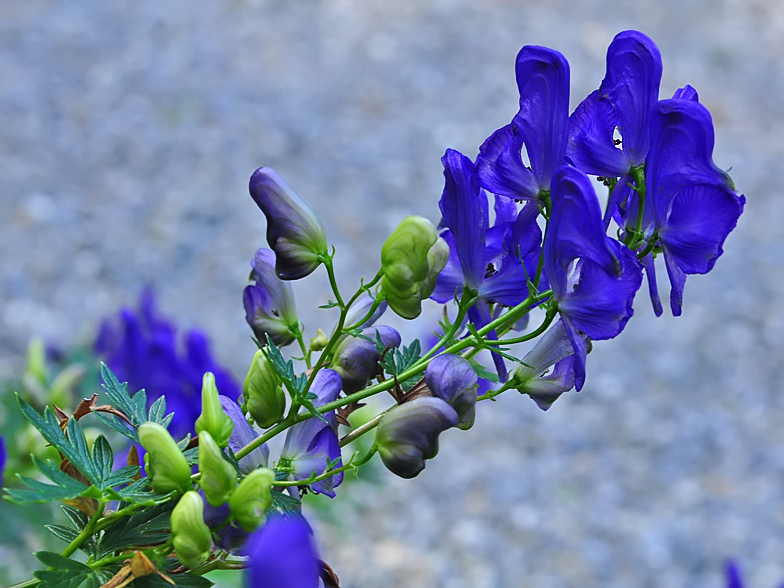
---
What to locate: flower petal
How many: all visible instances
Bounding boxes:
[567,90,628,177]
[246,516,321,588]
[476,124,539,201]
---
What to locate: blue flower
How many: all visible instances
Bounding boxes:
[95,287,241,437]
[245,516,321,588]
[279,369,344,497]
[243,248,299,347]
[545,166,643,390]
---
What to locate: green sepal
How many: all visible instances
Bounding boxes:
[228,468,274,532]
[244,349,286,429]
[198,432,237,506]
[138,422,193,496]
[195,372,234,448]
[171,491,212,569]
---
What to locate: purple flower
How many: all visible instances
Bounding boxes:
[433,149,541,381]
[244,249,299,347]
[641,98,745,316]
[425,354,478,429]
[249,167,328,280]
[545,166,643,390]
[220,395,269,473]
[332,325,401,394]
[725,561,744,588]
[95,287,241,437]
[279,369,343,497]
[511,319,584,410]
[476,45,570,201]
[376,397,458,479]
[245,516,320,588]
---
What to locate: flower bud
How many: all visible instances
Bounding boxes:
[199,432,238,506]
[376,397,458,479]
[244,349,286,429]
[332,326,402,394]
[244,248,299,347]
[249,167,328,280]
[137,422,192,495]
[425,354,478,429]
[171,490,212,568]
[380,216,449,319]
[229,467,275,532]
[195,372,234,448]
[308,328,328,352]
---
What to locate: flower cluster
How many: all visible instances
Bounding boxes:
[2,30,744,588]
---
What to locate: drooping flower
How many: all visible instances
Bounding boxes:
[544,166,643,390]
[249,167,328,280]
[641,97,745,316]
[425,354,478,429]
[332,325,401,394]
[509,319,585,410]
[476,45,571,201]
[243,248,299,347]
[375,397,458,479]
[279,369,344,497]
[245,516,321,588]
[95,287,241,438]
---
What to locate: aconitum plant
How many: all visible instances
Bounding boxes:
[2,30,744,587]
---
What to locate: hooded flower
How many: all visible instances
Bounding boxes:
[220,395,269,473]
[332,325,402,394]
[243,248,299,347]
[375,397,458,479]
[566,30,662,227]
[545,166,643,390]
[245,516,321,588]
[640,97,745,316]
[476,45,570,201]
[249,167,328,280]
[279,369,344,497]
[425,354,478,429]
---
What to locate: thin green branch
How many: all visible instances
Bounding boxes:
[61,500,105,559]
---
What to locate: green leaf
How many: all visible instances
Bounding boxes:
[468,358,500,383]
[318,300,340,309]
[35,551,89,571]
[103,465,142,489]
[132,574,214,587]
[100,363,145,423]
[45,524,79,544]
[4,456,88,504]
[91,436,114,483]
[92,410,138,443]
[269,489,302,518]
[97,502,174,558]
[32,551,110,588]
[113,479,174,504]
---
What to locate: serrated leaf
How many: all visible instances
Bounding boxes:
[91,436,114,486]
[113,479,173,504]
[148,396,167,424]
[374,331,387,355]
[92,410,138,443]
[182,446,199,467]
[35,551,90,571]
[33,567,108,588]
[269,489,302,517]
[132,574,214,588]
[4,456,89,504]
[100,363,143,422]
[45,524,79,544]
[468,359,500,383]
[97,502,174,557]
[66,417,100,485]
[103,465,141,489]
[61,505,88,529]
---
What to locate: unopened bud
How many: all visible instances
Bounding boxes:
[199,432,237,507]
[171,491,212,568]
[195,372,234,448]
[380,216,449,319]
[138,422,192,495]
[244,349,286,429]
[308,328,328,352]
[425,354,478,430]
[229,468,275,532]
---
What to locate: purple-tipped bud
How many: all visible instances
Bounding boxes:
[243,248,299,347]
[332,326,402,394]
[375,397,458,479]
[250,168,328,280]
[245,516,321,588]
[425,354,478,429]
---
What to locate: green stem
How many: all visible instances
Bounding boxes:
[418,290,476,365]
[61,500,105,559]
[637,231,659,260]
[275,445,378,487]
[294,327,311,369]
[339,412,386,447]
[95,499,159,532]
[483,307,556,346]
[625,165,647,249]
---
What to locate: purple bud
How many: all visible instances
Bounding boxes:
[243,248,299,347]
[245,516,321,588]
[375,397,458,479]
[249,168,328,280]
[332,326,402,394]
[425,354,478,429]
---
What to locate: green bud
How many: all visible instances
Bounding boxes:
[309,328,328,352]
[229,468,275,532]
[380,216,449,320]
[171,490,212,568]
[199,432,237,506]
[244,349,286,429]
[137,422,192,496]
[195,372,234,448]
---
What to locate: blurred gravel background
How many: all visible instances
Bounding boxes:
[1,0,782,586]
